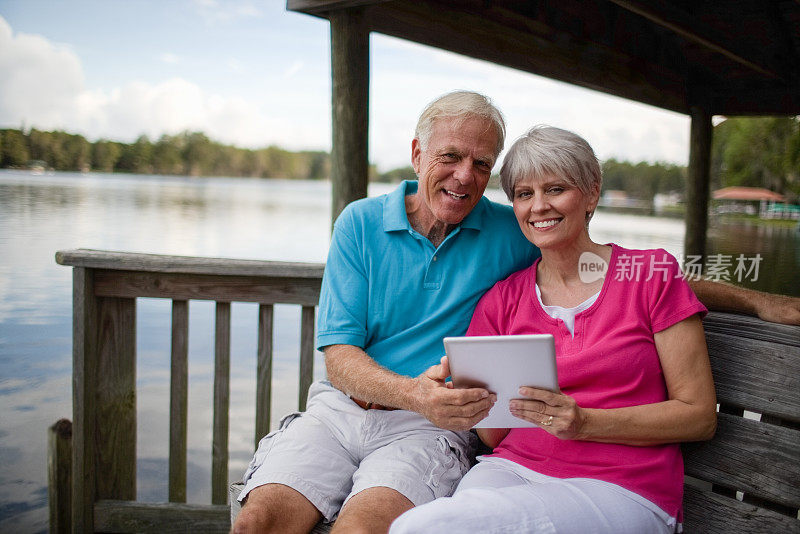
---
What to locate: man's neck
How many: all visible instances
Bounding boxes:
[405,193,456,247]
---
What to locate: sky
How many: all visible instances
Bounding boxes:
[0,0,693,172]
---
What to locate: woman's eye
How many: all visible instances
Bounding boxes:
[516,191,531,199]
[547,187,564,194]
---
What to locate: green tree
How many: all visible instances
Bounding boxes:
[0,129,30,167]
[63,133,91,171]
[712,116,800,199]
[116,135,153,173]
[152,134,183,175]
[92,140,122,172]
[377,165,415,183]
[182,131,213,176]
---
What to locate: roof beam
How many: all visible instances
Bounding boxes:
[608,0,784,80]
[360,1,689,113]
[287,0,390,15]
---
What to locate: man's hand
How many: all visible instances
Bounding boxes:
[689,278,800,326]
[411,356,495,431]
[753,293,800,325]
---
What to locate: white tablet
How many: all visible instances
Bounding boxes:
[443,334,559,428]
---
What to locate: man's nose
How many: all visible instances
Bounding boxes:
[453,160,475,185]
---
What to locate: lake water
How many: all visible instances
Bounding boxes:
[0,170,797,532]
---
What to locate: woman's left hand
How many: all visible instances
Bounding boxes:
[510,387,587,440]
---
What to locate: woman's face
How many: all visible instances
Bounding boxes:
[511,173,599,250]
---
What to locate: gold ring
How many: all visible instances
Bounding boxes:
[542,415,553,426]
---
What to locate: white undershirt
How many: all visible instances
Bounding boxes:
[535,284,600,337]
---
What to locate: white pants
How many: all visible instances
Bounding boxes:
[390,457,677,534]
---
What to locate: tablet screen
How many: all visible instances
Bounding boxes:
[444,334,559,428]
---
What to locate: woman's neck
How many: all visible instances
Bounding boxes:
[536,236,611,307]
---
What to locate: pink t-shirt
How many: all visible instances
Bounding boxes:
[467,244,707,518]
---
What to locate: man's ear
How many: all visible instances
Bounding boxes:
[411,138,422,174]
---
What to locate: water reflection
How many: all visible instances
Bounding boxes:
[708,220,799,297]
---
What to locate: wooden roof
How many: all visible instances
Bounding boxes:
[287,0,800,115]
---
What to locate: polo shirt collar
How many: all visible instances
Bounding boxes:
[383,180,486,233]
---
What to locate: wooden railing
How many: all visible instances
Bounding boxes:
[51,249,324,533]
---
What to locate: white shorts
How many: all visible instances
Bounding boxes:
[390,456,678,534]
[239,381,475,522]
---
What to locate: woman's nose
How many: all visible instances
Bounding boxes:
[531,193,549,212]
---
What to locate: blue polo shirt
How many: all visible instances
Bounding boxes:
[316,180,540,377]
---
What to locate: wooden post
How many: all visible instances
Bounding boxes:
[71,267,97,534]
[71,267,137,533]
[330,7,370,226]
[684,106,713,266]
[48,419,72,534]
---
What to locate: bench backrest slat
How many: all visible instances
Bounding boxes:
[705,332,800,422]
[682,485,800,533]
[683,413,800,509]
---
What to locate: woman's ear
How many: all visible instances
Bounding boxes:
[587,182,601,212]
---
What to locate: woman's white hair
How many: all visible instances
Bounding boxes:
[500,125,602,200]
[415,90,506,158]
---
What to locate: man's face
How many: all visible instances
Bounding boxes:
[411,116,498,228]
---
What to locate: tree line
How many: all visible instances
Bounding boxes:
[0,129,333,180]
[1,116,798,200]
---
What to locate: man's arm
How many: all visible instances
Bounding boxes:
[324,344,495,431]
[688,278,800,325]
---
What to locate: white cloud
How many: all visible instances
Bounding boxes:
[0,16,329,151]
[159,52,181,64]
[0,16,85,130]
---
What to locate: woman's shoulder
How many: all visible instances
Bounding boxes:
[611,243,675,259]
[609,244,679,279]
[487,262,536,297]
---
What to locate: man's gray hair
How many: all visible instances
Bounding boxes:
[415,91,506,158]
[500,125,603,202]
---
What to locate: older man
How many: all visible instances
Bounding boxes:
[233,91,800,534]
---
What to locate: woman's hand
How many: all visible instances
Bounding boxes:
[510,387,588,440]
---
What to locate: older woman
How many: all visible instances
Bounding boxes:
[390,126,717,534]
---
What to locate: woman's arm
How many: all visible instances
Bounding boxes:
[510,314,717,446]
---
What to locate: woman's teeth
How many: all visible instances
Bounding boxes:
[533,219,560,228]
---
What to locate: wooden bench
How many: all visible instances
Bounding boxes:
[50,250,799,533]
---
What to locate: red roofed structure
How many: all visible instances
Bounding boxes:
[712,186,786,202]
